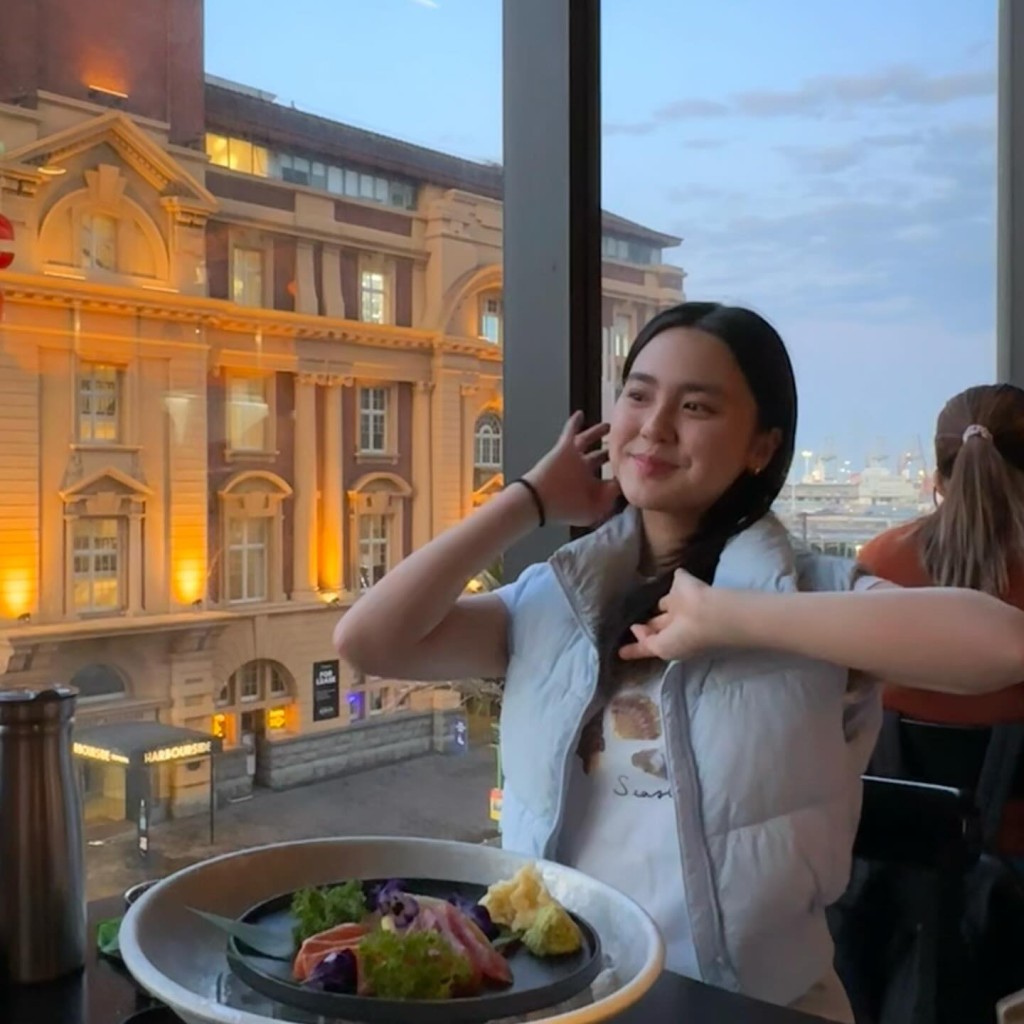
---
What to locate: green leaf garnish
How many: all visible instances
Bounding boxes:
[190,908,296,960]
[291,881,367,945]
[492,927,523,952]
[358,930,474,1000]
[96,918,122,961]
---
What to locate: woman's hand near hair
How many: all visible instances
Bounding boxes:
[334,413,619,682]
[620,570,1024,694]
[523,412,622,526]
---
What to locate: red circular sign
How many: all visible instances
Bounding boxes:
[0,214,14,270]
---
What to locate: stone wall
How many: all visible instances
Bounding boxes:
[214,747,253,804]
[254,710,436,789]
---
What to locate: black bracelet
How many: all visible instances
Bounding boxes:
[510,477,546,527]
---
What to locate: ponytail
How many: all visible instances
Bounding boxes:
[919,409,1024,596]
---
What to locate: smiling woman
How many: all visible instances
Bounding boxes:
[335,298,1024,1022]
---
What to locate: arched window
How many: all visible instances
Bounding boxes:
[213,660,295,745]
[347,473,412,592]
[69,663,128,703]
[218,471,292,605]
[474,413,502,489]
[474,414,502,471]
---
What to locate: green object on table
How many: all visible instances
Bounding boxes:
[96,917,123,961]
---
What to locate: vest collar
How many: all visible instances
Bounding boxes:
[548,506,799,647]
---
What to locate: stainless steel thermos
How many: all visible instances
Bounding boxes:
[0,685,86,984]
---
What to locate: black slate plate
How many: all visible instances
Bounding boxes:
[225,878,602,1024]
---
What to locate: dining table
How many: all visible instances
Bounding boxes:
[3,896,826,1024]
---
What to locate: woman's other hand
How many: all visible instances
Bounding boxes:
[619,568,720,662]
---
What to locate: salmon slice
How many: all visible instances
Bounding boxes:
[293,922,368,982]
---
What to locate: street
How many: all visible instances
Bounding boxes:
[86,744,498,902]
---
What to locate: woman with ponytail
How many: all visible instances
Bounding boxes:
[335,306,1024,1021]
[859,385,1024,848]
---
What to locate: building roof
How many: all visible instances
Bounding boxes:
[204,81,682,249]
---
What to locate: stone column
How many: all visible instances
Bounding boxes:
[322,244,345,318]
[127,508,144,614]
[319,377,345,594]
[295,241,318,315]
[460,384,479,519]
[291,374,318,599]
[411,381,433,549]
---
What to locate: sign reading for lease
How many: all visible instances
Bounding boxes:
[312,659,341,722]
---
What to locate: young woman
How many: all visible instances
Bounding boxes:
[859,384,1024,852]
[335,304,1024,1021]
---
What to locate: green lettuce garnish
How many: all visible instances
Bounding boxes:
[358,929,473,1000]
[291,881,368,944]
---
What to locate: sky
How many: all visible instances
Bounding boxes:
[206,0,997,469]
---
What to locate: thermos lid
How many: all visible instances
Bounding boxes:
[0,684,78,723]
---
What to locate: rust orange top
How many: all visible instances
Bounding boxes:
[858,519,1024,725]
[858,519,1024,853]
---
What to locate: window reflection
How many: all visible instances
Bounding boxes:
[72,518,122,613]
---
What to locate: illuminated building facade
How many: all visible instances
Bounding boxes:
[0,0,683,821]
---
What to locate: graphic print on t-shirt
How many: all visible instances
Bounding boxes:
[562,675,699,977]
[576,689,671,792]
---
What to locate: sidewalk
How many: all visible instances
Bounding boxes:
[86,744,499,902]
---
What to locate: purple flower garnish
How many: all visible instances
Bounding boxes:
[369,879,405,912]
[370,880,419,928]
[306,949,358,994]
[447,896,498,940]
[387,892,420,928]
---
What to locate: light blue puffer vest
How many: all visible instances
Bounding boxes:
[498,507,881,1007]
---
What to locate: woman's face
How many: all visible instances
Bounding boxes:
[608,327,780,518]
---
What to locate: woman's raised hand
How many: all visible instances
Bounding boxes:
[523,412,621,527]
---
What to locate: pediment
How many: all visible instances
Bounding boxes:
[4,112,216,211]
[60,466,153,502]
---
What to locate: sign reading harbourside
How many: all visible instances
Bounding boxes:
[143,740,212,764]
[312,659,341,722]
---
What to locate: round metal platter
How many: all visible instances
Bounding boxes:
[119,837,664,1024]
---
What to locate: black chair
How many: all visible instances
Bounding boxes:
[870,713,1024,851]
[829,775,979,1024]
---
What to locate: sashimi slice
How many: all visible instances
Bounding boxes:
[293,922,368,982]
[439,902,512,986]
[409,905,484,992]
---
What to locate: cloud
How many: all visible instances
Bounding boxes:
[607,65,995,135]
[777,143,864,175]
[683,137,729,151]
[673,117,994,331]
[410,0,439,7]
[733,66,993,117]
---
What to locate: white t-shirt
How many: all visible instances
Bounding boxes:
[559,666,700,977]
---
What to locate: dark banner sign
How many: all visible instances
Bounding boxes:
[312,659,341,722]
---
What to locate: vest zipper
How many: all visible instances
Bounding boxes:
[660,661,738,990]
[543,559,602,859]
